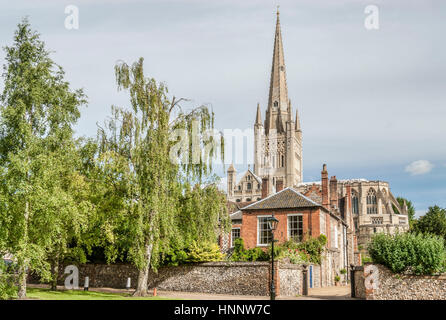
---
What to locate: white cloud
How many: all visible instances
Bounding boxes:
[405,160,434,176]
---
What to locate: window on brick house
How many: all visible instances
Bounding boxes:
[288,215,303,242]
[258,216,273,245]
[366,188,378,214]
[231,228,240,247]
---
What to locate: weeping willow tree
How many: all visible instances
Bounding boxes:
[98,58,227,296]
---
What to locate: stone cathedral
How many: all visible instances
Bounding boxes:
[225,11,409,248]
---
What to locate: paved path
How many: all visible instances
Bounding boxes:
[28,284,354,300]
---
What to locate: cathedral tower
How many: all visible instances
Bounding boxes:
[254,9,303,189]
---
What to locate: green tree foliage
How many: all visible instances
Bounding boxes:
[0,19,87,298]
[397,197,416,228]
[97,58,227,296]
[368,232,446,275]
[0,260,17,300]
[412,206,446,243]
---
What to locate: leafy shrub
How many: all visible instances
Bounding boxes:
[340,268,347,275]
[164,241,224,265]
[186,241,225,263]
[230,239,269,262]
[368,232,446,275]
[0,260,17,300]
[334,275,340,282]
[230,235,327,265]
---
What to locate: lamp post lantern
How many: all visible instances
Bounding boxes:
[266,214,279,300]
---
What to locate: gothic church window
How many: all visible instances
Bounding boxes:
[274,101,278,107]
[366,188,378,214]
[352,192,359,214]
[247,183,252,190]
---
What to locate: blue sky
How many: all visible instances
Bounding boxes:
[0,0,445,216]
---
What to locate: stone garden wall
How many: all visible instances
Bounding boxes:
[146,262,271,296]
[356,264,446,300]
[278,264,303,296]
[28,261,319,297]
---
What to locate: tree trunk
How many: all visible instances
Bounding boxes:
[17,201,30,299]
[133,242,153,297]
[50,255,60,291]
[17,264,28,299]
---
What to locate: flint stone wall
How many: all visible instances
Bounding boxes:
[146,262,271,296]
[28,261,317,297]
[278,264,303,296]
[30,262,274,296]
[357,264,446,300]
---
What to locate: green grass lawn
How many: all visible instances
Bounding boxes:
[26,288,177,300]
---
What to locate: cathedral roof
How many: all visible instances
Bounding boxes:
[240,187,322,211]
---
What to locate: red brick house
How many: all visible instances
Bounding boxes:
[222,164,360,286]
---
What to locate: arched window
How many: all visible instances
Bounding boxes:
[281,155,285,167]
[366,188,378,214]
[352,191,359,214]
[246,198,251,202]
[236,199,241,203]
[274,101,278,107]
[257,197,261,201]
[247,183,252,190]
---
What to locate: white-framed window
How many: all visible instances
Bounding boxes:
[288,214,303,242]
[331,223,338,248]
[231,228,240,247]
[320,212,326,236]
[334,225,338,248]
[257,215,273,246]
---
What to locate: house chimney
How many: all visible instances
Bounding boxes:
[346,184,353,229]
[261,177,269,199]
[276,179,284,192]
[330,176,338,209]
[321,164,329,208]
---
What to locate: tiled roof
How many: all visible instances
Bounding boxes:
[230,210,242,220]
[241,187,322,211]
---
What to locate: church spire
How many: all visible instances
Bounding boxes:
[255,103,262,125]
[265,8,289,134]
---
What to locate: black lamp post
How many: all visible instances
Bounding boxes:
[266,214,279,300]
